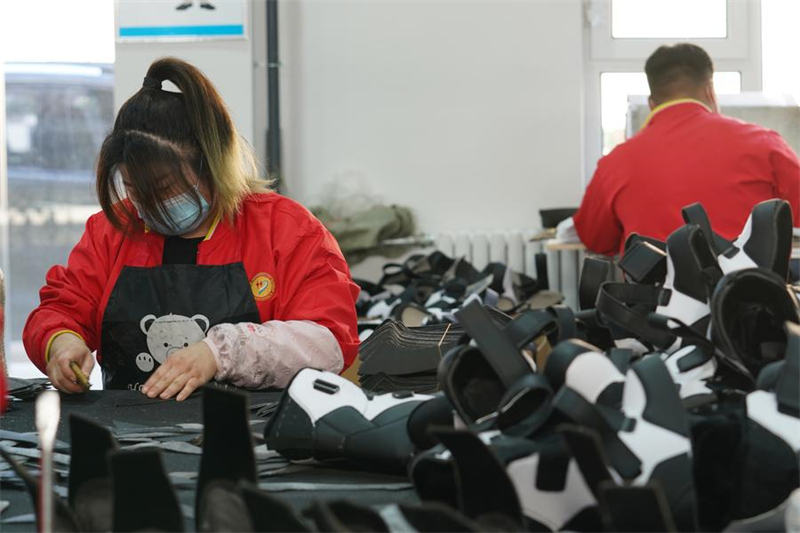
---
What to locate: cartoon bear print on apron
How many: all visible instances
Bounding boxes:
[100,263,261,390]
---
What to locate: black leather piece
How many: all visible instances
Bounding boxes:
[110,449,185,532]
[68,414,118,532]
[711,268,800,382]
[197,480,254,533]
[407,394,454,450]
[240,482,311,532]
[681,202,732,256]
[596,282,676,349]
[306,500,390,533]
[434,430,523,526]
[557,424,613,498]
[535,252,549,291]
[633,356,691,437]
[343,402,422,473]
[439,345,506,424]
[756,360,785,391]
[410,448,460,510]
[0,448,79,532]
[619,241,667,285]
[196,386,256,525]
[454,301,532,387]
[533,440,570,492]
[579,257,611,310]
[675,345,713,373]
[263,395,315,460]
[776,322,800,416]
[742,199,794,281]
[552,388,642,480]
[598,481,677,532]
[548,305,579,342]
[496,374,553,437]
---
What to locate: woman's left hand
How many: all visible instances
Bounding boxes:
[142,341,217,401]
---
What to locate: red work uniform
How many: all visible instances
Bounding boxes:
[23,193,360,386]
[574,100,800,256]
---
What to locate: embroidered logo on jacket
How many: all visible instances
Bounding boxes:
[250,272,276,301]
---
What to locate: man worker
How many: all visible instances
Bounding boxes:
[573,43,800,256]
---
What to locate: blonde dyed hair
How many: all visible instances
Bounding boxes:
[97,57,271,232]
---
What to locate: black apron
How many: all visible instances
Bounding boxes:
[100,263,260,390]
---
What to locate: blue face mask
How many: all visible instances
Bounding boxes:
[134,185,210,236]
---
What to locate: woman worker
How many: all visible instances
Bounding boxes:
[23,57,359,401]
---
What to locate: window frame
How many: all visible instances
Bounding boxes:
[583,0,763,184]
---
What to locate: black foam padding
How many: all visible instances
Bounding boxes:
[197,480,253,533]
[632,356,690,437]
[619,241,667,285]
[434,430,523,526]
[557,424,613,497]
[306,499,390,532]
[110,449,184,532]
[68,414,118,532]
[756,360,785,392]
[407,394,454,450]
[776,322,800,416]
[579,257,611,311]
[197,386,256,512]
[598,481,677,532]
[743,199,793,281]
[240,482,311,532]
[68,414,118,508]
[0,448,79,532]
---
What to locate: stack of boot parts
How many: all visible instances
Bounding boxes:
[355,250,556,337]
[356,306,512,394]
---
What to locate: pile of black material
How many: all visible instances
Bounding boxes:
[6,377,50,401]
[357,306,512,393]
[355,250,558,334]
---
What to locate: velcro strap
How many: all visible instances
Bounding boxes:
[682,203,733,256]
[503,309,558,350]
[596,283,676,349]
[618,241,667,285]
[579,258,611,311]
[455,301,531,387]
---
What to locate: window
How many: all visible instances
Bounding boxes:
[1,0,114,379]
[600,71,741,155]
[583,0,762,182]
[612,0,727,39]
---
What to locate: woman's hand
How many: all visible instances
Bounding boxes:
[142,341,217,401]
[47,333,94,393]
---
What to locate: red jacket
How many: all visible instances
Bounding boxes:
[24,193,360,374]
[574,100,800,256]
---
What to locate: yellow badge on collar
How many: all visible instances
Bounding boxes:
[250,272,276,302]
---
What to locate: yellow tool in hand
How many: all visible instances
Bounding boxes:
[69,361,90,392]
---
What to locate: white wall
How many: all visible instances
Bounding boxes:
[279,0,585,233]
[114,0,258,145]
[113,0,586,234]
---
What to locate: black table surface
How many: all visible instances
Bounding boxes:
[0,390,420,531]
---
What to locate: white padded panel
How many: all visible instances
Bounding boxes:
[565,351,625,404]
[508,455,596,531]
